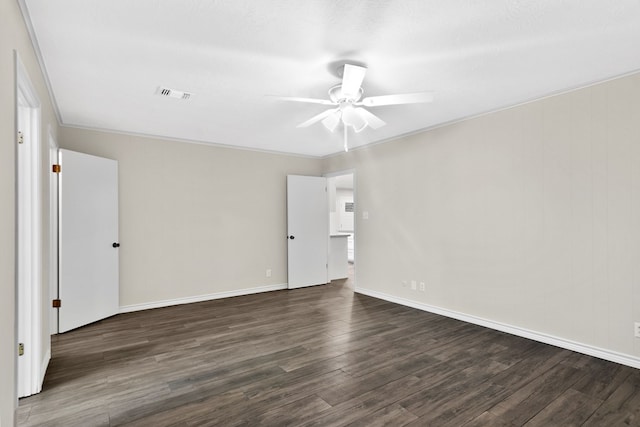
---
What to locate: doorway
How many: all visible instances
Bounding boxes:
[325,170,356,288]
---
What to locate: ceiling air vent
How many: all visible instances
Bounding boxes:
[156,86,192,100]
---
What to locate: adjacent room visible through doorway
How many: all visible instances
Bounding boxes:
[326,171,355,288]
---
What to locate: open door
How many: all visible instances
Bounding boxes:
[287,175,328,289]
[58,149,119,332]
[16,53,44,397]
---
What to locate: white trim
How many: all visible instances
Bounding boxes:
[355,287,640,370]
[119,284,288,313]
[16,0,63,124]
[323,168,356,179]
[15,51,44,397]
[61,124,320,159]
[48,131,59,335]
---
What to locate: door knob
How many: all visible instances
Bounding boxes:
[112,242,120,248]
[289,236,295,240]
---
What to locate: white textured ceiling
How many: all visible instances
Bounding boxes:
[22,0,640,157]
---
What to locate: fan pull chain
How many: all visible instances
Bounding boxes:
[343,125,349,152]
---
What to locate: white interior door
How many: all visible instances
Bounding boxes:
[16,68,43,397]
[287,175,328,289]
[59,149,119,333]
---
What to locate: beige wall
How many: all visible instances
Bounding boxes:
[324,72,640,361]
[1,0,59,424]
[59,128,322,307]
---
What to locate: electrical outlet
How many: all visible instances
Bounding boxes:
[266,269,272,278]
[635,322,640,338]
[419,282,426,292]
[410,280,417,290]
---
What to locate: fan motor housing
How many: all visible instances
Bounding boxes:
[328,84,363,103]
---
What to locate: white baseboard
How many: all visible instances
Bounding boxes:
[119,283,288,313]
[355,287,640,370]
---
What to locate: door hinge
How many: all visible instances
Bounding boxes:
[52,164,61,173]
[18,343,24,356]
[52,299,61,308]
[17,131,24,145]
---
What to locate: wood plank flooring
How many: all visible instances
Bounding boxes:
[18,279,640,426]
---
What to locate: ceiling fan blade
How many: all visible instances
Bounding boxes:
[321,110,342,132]
[297,108,339,128]
[341,64,367,99]
[360,92,434,107]
[355,108,386,130]
[269,95,336,106]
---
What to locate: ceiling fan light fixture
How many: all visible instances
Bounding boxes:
[275,62,432,151]
[341,104,367,130]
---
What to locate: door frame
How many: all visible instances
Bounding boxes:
[323,169,356,289]
[15,51,45,397]
[48,129,59,335]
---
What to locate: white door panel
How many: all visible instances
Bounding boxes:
[287,175,328,289]
[59,149,119,332]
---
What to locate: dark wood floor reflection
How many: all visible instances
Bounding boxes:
[18,279,640,426]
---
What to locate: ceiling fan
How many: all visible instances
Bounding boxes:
[275,64,434,151]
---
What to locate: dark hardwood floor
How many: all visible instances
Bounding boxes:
[18,277,640,426]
